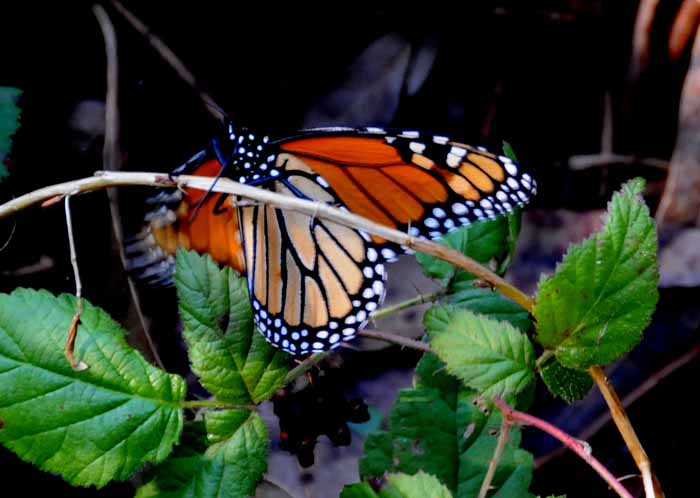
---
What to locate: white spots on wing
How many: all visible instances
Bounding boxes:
[480,199,493,209]
[316,176,330,188]
[409,142,426,153]
[365,127,385,134]
[505,162,518,176]
[329,333,340,343]
[381,248,397,261]
[372,281,384,296]
[363,267,374,278]
[362,288,374,299]
[450,146,466,157]
[452,203,467,215]
[507,178,519,189]
[446,153,461,168]
[432,207,446,218]
[342,328,355,336]
[424,217,439,229]
[367,248,378,262]
[433,135,449,145]
[496,191,508,202]
[400,131,419,138]
[238,147,245,154]
[270,169,280,177]
[385,136,397,144]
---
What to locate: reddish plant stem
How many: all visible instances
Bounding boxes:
[493,397,634,498]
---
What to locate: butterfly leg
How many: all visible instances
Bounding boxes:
[169,149,207,180]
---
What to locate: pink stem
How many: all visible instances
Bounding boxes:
[492,398,634,498]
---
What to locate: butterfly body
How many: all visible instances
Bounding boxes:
[133,124,537,355]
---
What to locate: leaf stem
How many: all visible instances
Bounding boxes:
[370,290,445,321]
[0,171,534,313]
[492,397,634,498]
[283,351,331,385]
[588,366,662,498]
[358,329,432,352]
[535,350,555,370]
[181,400,255,410]
[477,413,512,498]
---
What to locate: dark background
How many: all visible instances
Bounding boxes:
[1,1,697,497]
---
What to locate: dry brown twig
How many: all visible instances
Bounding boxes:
[92,4,164,369]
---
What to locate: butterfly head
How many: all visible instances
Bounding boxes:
[221,122,276,184]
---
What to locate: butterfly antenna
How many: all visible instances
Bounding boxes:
[189,136,231,222]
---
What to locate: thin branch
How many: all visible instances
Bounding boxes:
[283,351,331,385]
[537,346,699,469]
[63,195,88,371]
[93,4,164,370]
[493,397,634,498]
[180,399,255,410]
[588,366,662,498]
[369,290,445,321]
[0,171,535,313]
[478,413,512,498]
[357,329,431,352]
[108,0,226,122]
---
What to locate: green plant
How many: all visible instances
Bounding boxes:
[0,174,658,498]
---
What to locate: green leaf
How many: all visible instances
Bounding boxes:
[387,472,454,498]
[0,289,185,488]
[359,432,393,480]
[502,141,519,162]
[534,178,659,368]
[342,472,454,498]
[447,271,530,332]
[175,250,289,404]
[0,86,22,180]
[360,355,534,498]
[425,306,535,399]
[136,411,268,498]
[417,218,511,280]
[539,358,593,403]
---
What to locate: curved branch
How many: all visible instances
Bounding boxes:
[0,170,535,313]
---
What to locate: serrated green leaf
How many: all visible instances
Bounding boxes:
[175,250,289,404]
[360,355,533,498]
[137,411,268,498]
[417,218,511,280]
[0,289,185,488]
[343,472,454,498]
[359,432,393,480]
[447,271,530,332]
[387,472,454,498]
[0,86,22,180]
[425,306,535,399]
[534,178,659,368]
[539,358,593,403]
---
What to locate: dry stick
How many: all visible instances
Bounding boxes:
[537,346,700,469]
[92,5,164,370]
[63,195,88,372]
[369,290,445,321]
[589,366,662,498]
[0,171,535,314]
[108,0,226,122]
[357,329,431,353]
[477,413,513,498]
[493,397,634,498]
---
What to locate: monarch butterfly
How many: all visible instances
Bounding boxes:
[130,124,536,355]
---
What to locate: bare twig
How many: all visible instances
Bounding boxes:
[478,413,512,498]
[357,329,431,352]
[0,171,535,313]
[537,346,699,469]
[629,0,661,81]
[493,397,634,498]
[369,290,445,321]
[569,154,669,171]
[93,4,164,370]
[108,0,226,122]
[63,195,88,371]
[283,351,331,385]
[589,366,663,498]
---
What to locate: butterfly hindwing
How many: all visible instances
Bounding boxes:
[238,168,387,355]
